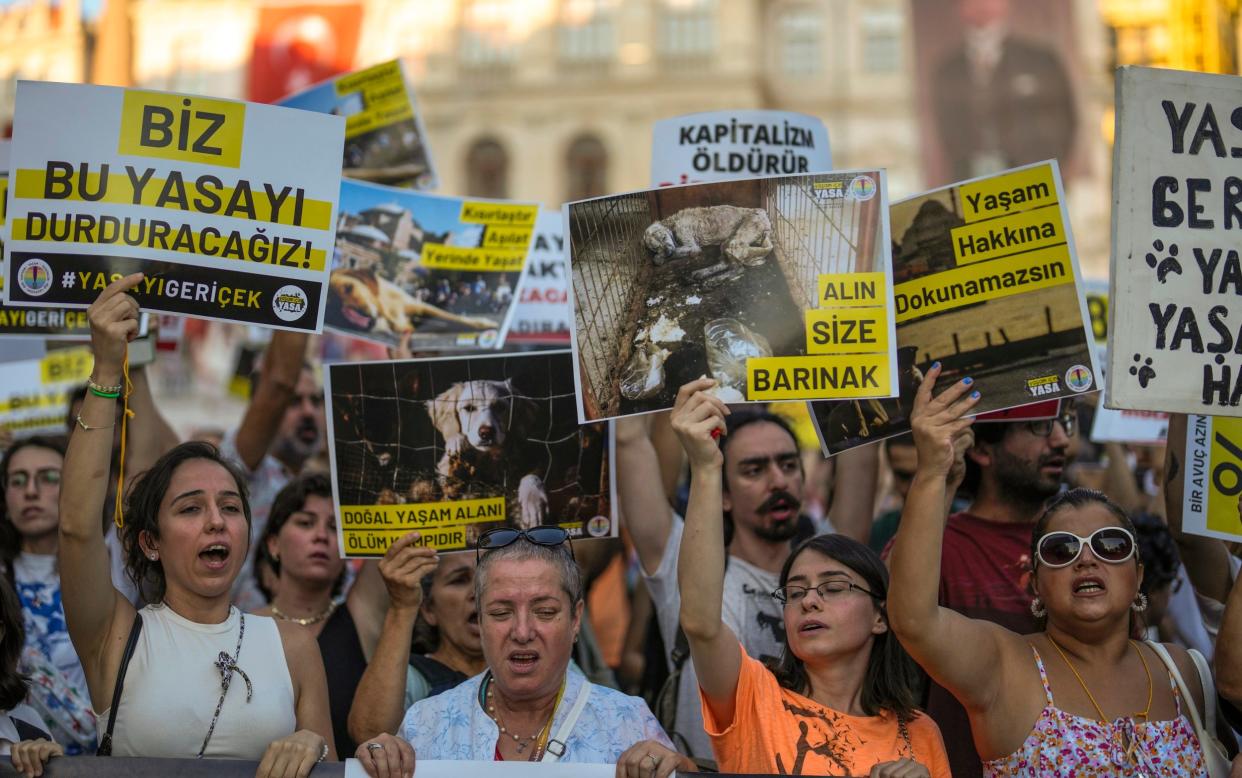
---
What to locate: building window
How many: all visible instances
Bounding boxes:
[460,0,518,75]
[862,8,903,74]
[466,138,509,199]
[657,0,717,62]
[559,0,616,65]
[565,135,607,201]
[778,6,822,77]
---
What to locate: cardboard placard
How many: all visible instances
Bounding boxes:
[3,81,344,332]
[1109,66,1242,415]
[651,110,831,187]
[324,350,613,556]
[278,59,438,190]
[326,179,537,351]
[504,210,570,346]
[568,170,896,421]
[809,161,1100,455]
[1182,414,1242,541]
[0,346,92,437]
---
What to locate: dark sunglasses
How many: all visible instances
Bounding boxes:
[476,526,573,562]
[1035,527,1136,569]
[4,468,62,490]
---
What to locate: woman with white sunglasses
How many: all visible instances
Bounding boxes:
[887,366,1215,777]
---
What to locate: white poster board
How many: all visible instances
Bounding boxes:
[1109,66,1242,414]
[651,110,831,187]
[505,209,570,345]
[3,81,344,332]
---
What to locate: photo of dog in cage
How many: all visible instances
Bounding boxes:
[325,350,613,554]
[568,171,888,421]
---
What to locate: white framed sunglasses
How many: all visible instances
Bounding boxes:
[1035,527,1137,569]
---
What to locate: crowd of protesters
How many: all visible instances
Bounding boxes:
[1,272,1241,778]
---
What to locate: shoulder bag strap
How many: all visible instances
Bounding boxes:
[1147,641,1205,731]
[1147,641,1229,778]
[96,611,143,757]
[1187,648,1218,735]
[542,680,592,764]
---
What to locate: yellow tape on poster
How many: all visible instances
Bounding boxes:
[747,353,890,400]
[118,91,246,168]
[951,205,1064,265]
[340,496,507,554]
[459,202,538,227]
[1202,417,1242,538]
[0,176,8,227]
[893,245,1073,323]
[336,61,416,140]
[482,226,535,249]
[40,348,92,384]
[957,164,1058,223]
[805,308,889,355]
[817,272,886,308]
[343,527,470,555]
[422,244,528,272]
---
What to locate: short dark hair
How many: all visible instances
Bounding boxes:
[122,442,252,603]
[961,421,1011,496]
[0,575,29,710]
[253,472,337,603]
[0,436,67,578]
[768,534,921,720]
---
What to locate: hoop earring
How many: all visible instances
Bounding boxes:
[1131,593,1149,613]
[1030,597,1046,618]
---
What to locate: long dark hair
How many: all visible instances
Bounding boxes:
[122,442,252,603]
[0,575,29,710]
[0,436,67,582]
[769,534,921,720]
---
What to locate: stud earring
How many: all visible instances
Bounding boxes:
[1029,597,1046,618]
[148,553,158,561]
[1131,593,1149,613]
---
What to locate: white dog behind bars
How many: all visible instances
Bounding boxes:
[426,379,547,528]
[641,205,774,281]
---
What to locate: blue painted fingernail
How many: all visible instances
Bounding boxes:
[971,391,980,399]
[932,361,941,370]
[962,377,973,385]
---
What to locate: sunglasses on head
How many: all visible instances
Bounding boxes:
[475,526,573,562]
[1035,527,1136,569]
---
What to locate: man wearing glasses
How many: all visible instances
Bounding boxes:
[920,402,1077,778]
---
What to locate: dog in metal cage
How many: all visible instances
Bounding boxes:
[641,204,774,283]
[426,379,548,528]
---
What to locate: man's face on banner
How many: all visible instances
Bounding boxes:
[958,0,1010,28]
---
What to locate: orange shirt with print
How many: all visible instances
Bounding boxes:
[702,647,951,777]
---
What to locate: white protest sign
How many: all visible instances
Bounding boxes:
[1109,66,1242,414]
[344,761,620,778]
[506,209,570,345]
[1084,279,1168,443]
[3,81,344,332]
[651,110,831,187]
[0,347,92,437]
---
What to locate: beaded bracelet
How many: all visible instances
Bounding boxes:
[87,377,123,398]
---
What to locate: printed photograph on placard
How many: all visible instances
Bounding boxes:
[327,179,537,351]
[810,161,1100,456]
[279,59,438,190]
[568,170,896,422]
[324,350,613,557]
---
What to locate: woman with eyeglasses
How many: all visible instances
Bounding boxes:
[888,366,1214,776]
[59,275,335,776]
[670,382,949,777]
[354,526,693,778]
[1,436,98,755]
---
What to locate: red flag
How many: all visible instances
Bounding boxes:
[248,2,362,104]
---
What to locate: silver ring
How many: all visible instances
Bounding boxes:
[366,742,385,752]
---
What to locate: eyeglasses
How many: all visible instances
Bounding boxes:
[476,526,573,562]
[772,579,877,605]
[1035,527,1136,569]
[1024,411,1077,438]
[4,469,62,490]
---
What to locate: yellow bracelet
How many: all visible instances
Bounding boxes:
[74,413,115,431]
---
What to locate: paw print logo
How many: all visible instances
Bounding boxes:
[1129,353,1156,389]
[1145,240,1183,283]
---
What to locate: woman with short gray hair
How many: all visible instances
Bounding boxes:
[355,527,694,778]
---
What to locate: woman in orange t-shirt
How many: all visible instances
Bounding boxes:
[669,379,951,777]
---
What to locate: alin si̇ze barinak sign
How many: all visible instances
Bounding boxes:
[2,81,344,332]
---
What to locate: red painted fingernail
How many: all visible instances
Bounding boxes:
[711,429,722,439]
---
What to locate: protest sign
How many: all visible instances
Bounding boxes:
[325,350,613,556]
[809,161,1100,455]
[1108,66,1242,415]
[1182,414,1242,541]
[0,346,92,438]
[977,399,1060,422]
[0,139,92,339]
[279,59,438,190]
[2,81,344,332]
[651,111,831,187]
[505,210,570,346]
[1084,279,1169,444]
[327,179,536,350]
[568,170,896,422]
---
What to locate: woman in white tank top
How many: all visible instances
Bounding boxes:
[58,274,336,776]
